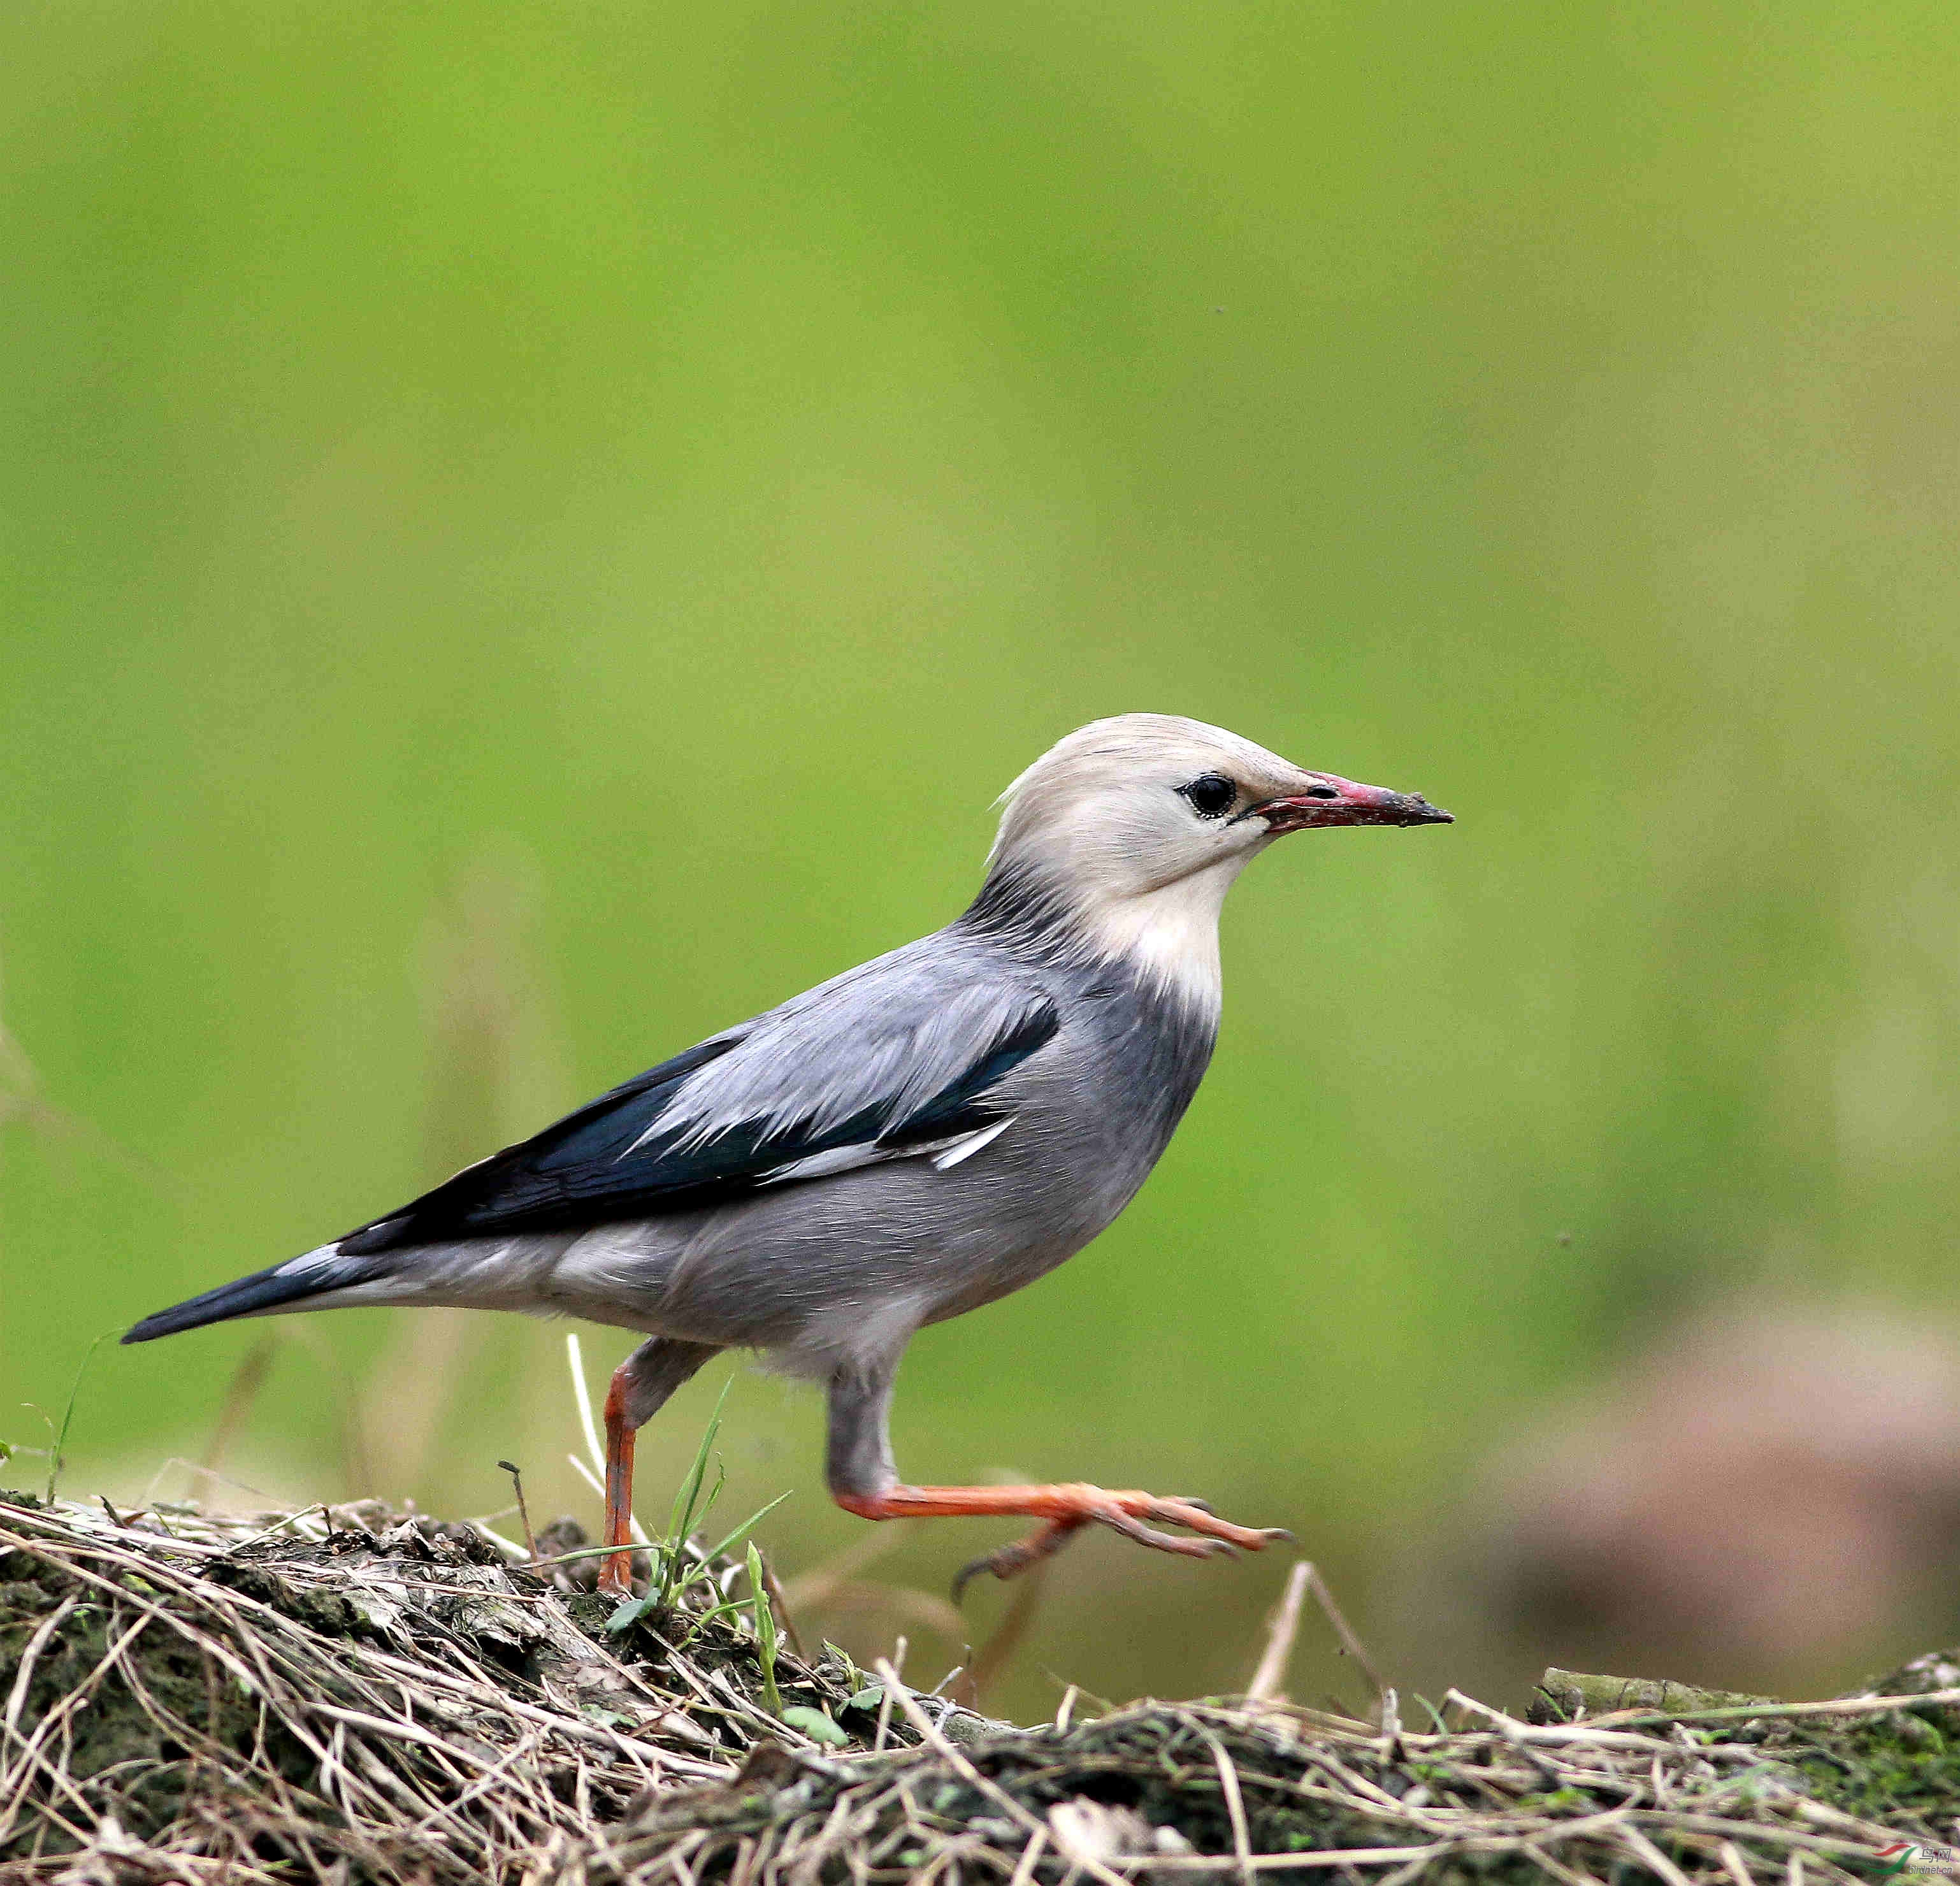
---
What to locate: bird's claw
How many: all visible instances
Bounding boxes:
[952,1515,1086,1602]
[949,1486,1287,1601]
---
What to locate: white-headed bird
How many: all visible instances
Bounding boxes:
[128,716,1451,1594]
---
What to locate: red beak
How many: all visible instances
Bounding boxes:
[1243,773,1453,835]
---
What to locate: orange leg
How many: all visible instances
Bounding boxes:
[598,1366,639,1597]
[835,1482,1291,1599]
[586,1337,719,1599]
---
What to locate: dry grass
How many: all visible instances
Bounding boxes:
[0,1490,932,1882]
[3,1490,1959,1886]
[560,1674,1960,1885]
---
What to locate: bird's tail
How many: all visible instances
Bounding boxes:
[122,1246,368,1344]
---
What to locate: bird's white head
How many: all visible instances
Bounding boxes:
[978,713,1450,1008]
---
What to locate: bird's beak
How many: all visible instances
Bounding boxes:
[1242,773,1454,835]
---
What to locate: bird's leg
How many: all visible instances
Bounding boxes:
[824,1362,1288,1599]
[599,1369,638,1597]
[596,1336,723,1597]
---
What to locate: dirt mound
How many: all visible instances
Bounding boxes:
[0,1490,933,1880]
[2,1491,1957,1884]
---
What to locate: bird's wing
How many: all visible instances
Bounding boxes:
[338,946,1060,1253]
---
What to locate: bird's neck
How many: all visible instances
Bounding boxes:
[959,857,1241,1016]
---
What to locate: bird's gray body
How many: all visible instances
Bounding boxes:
[126,714,1448,1515]
[300,890,1212,1384]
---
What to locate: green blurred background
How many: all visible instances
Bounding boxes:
[5,1,1960,1722]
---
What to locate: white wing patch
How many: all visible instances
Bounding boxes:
[759,1144,901,1185]
[930,1114,1016,1170]
[275,1244,352,1278]
[757,1115,1018,1188]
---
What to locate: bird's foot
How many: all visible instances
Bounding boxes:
[834,1483,1289,1601]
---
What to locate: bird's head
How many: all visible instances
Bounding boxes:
[977,714,1451,1002]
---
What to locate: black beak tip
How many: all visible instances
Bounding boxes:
[1405,796,1453,826]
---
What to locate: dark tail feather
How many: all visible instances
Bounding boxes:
[122,1251,364,1344]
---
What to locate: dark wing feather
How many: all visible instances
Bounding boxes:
[339,951,1058,1254]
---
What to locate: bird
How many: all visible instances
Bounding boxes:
[126,714,1451,1595]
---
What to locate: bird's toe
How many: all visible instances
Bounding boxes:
[1094,1505,1230,1557]
[1134,1497,1287,1551]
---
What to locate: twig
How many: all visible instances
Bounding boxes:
[1006,1824,1049,1886]
[566,1332,605,1485]
[1248,1560,1311,1703]
[1144,1846,1443,1873]
[231,1503,330,1550]
[1201,1727,1256,1885]
[1719,1843,1758,1886]
[1304,1562,1387,1701]
[1587,1688,1960,1729]
[1617,1824,1696,1886]
[498,1458,538,1563]
[874,1635,906,1753]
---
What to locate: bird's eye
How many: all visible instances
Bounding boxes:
[1178,773,1237,819]
[1303,783,1339,800]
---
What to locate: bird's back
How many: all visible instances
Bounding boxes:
[533,916,1219,1366]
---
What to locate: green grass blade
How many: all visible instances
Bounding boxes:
[676,1597,751,1643]
[656,1374,735,1606]
[665,1374,733,1541]
[747,1541,781,1716]
[700,1490,792,1567]
[45,1332,115,1503]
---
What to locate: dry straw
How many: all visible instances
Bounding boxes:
[0,1490,1950,1885]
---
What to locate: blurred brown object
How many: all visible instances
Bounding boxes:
[1484,1302,1960,1680]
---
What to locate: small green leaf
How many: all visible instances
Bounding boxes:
[843,1685,885,1713]
[781,1705,848,1748]
[605,1593,653,1634]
